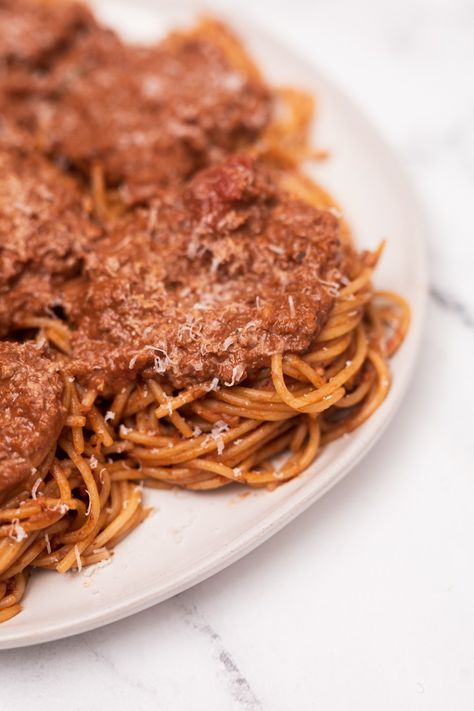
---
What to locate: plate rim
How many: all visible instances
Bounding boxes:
[0,0,428,649]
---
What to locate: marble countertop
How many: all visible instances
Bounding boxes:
[1,0,473,708]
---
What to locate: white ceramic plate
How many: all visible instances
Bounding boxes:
[0,0,427,649]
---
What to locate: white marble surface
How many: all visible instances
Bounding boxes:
[1,0,473,708]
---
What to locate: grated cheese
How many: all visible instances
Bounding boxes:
[319,277,340,296]
[224,364,244,387]
[10,519,27,543]
[128,354,138,369]
[147,205,158,231]
[104,410,115,423]
[144,345,175,374]
[206,377,220,392]
[210,256,221,273]
[210,420,230,455]
[288,295,296,319]
[49,503,69,515]
[74,545,82,573]
[269,244,284,255]
[31,477,42,500]
[221,72,245,91]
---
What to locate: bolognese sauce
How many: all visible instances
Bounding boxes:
[41,29,271,202]
[0,341,64,498]
[0,122,100,335]
[65,155,353,392]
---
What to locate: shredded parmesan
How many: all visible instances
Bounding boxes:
[31,477,42,500]
[44,533,51,555]
[210,256,221,273]
[49,503,69,515]
[186,239,205,260]
[89,455,98,470]
[192,425,202,437]
[233,467,242,478]
[319,278,340,296]
[221,72,245,91]
[10,519,27,543]
[210,420,230,455]
[269,244,285,255]
[224,364,244,387]
[144,345,175,374]
[288,295,296,319]
[222,336,234,351]
[147,205,158,231]
[120,424,132,436]
[128,354,138,369]
[206,377,220,392]
[74,545,82,572]
[104,410,115,423]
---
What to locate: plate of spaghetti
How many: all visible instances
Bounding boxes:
[0,0,426,648]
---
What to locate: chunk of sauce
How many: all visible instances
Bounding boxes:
[0,1,272,203]
[0,122,101,335]
[0,0,96,67]
[43,33,271,202]
[0,341,64,498]
[66,156,354,393]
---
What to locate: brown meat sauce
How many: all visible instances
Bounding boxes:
[41,35,271,202]
[0,0,103,130]
[66,156,353,392]
[0,341,64,497]
[0,0,96,67]
[0,1,272,203]
[0,122,101,335]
